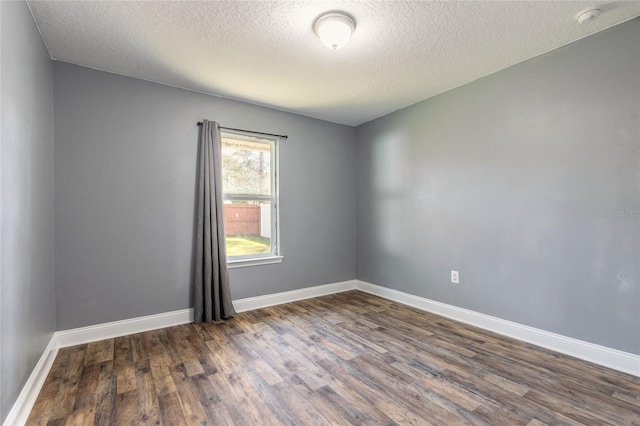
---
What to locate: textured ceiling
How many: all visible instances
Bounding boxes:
[27,1,640,126]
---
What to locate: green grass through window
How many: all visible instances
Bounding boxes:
[226,235,271,257]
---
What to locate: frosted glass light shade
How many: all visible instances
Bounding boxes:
[314,12,356,50]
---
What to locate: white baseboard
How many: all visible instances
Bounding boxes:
[55,279,357,348]
[56,308,194,348]
[356,280,640,377]
[3,336,58,426]
[233,280,357,312]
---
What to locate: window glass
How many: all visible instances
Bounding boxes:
[221,131,279,260]
[221,138,271,196]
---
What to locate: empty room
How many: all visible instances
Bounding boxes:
[2,0,639,424]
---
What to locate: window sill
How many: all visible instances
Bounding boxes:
[227,255,284,269]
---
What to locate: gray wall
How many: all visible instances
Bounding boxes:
[356,19,640,354]
[53,62,356,330]
[0,1,56,422]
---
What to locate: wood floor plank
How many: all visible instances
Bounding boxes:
[441,369,584,425]
[390,360,482,412]
[316,355,430,425]
[613,390,640,407]
[206,363,254,425]
[269,380,333,426]
[250,358,284,386]
[129,334,149,364]
[208,346,281,425]
[48,346,86,421]
[156,328,183,366]
[157,392,186,426]
[115,390,139,426]
[61,405,95,426]
[189,373,234,426]
[25,348,72,426]
[114,336,136,395]
[93,361,116,425]
[168,363,208,424]
[523,389,617,425]
[540,378,640,424]
[149,354,177,397]
[28,290,640,425]
[314,384,394,425]
[350,352,484,425]
[71,363,100,411]
[243,368,300,425]
[134,356,162,424]
[281,375,349,425]
[478,371,531,397]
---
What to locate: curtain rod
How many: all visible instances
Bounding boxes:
[197,122,288,139]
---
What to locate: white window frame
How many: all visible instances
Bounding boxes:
[220,129,283,268]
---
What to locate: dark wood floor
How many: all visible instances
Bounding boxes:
[28,291,640,425]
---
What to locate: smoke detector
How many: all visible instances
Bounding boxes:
[575,8,601,24]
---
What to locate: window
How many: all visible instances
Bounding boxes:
[221,129,282,267]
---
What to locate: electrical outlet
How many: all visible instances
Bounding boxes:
[451,270,459,284]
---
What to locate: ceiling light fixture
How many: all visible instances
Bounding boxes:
[575,8,601,24]
[313,11,356,50]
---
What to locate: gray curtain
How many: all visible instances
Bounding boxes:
[194,120,236,323]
